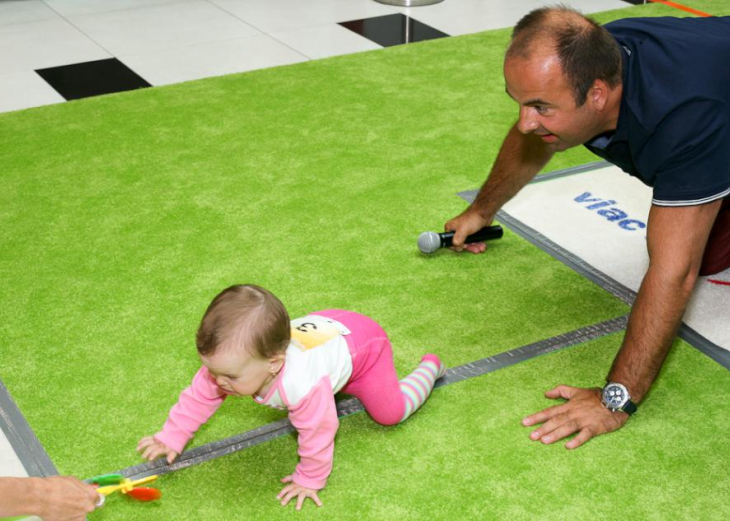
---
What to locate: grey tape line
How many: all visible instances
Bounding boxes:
[494,209,730,370]
[120,416,298,480]
[458,186,634,304]
[529,160,610,184]
[0,378,58,477]
[436,314,628,387]
[457,167,730,370]
[457,160,609,204]
[117,314,628,480]
[495,210,637,306]
[677,323,730,370]
[120,398,369,480]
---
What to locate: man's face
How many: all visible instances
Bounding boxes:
[504,52,602,151]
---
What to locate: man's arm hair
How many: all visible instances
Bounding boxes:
[608,201,722,401]
[470,122,555,222]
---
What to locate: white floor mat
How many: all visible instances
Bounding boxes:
[500,164,730,350]
[0,428,28,477]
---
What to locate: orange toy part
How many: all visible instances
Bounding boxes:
[125,487,162,501]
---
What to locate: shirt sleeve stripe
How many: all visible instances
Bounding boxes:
[652,187,730,207]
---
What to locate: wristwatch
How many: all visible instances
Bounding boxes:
[601,382,637,415]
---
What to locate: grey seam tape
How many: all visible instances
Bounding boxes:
[496,210,637,306]
[0,378,58,477]
[496,207,730,370]
[528,160,610,183]
[117,314,628,480]
[457,164,730,370]
[676,323,730,369]
[436,314,628,386]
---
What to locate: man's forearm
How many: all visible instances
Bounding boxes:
[608,264,696,402]
[0,477,43,516]
[471,123,554,221]
[607,201,720,402]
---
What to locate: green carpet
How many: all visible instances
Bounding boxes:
[88,335,730,520]
[1,2,728,520]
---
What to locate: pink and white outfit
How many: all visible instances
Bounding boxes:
[154,309,444,490]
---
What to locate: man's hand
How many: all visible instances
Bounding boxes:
[33,476,99,521]
[522,385,629,449]
[277,475,323,511]
[137,436,179,464]
[444,208,492,253]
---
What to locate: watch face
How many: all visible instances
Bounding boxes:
[603,383,628,410]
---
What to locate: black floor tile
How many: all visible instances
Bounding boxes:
[35,58,151,101]
[340,14,449,47]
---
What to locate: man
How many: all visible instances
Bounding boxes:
[0,475,99,520]
[445,7,730,449]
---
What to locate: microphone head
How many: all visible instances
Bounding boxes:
[418,231,441,254]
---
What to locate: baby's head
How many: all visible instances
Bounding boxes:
[196,284,290,396]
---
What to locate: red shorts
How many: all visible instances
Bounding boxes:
[699,198,730,276]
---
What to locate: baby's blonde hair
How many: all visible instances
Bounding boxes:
[196,284,290,359]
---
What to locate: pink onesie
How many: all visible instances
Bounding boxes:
[154,310,407,490]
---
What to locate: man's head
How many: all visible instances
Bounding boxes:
[196,284,290,396]
[504,6,623,150]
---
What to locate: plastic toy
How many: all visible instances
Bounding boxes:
[87,473,162,502]
[0,475,161,520]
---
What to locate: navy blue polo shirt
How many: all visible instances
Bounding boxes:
[584,16,730,206]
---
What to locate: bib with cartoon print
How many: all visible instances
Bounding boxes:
[290,315,351,351]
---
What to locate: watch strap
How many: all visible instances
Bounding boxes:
[622,399,637,416]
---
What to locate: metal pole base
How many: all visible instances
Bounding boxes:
[374,0,445,6]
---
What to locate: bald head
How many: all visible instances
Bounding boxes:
[506,6,622,106]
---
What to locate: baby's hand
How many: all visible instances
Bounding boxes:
[137,436,179,464]
[277,475,323,511]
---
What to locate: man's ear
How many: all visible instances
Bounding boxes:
[269,353,286,374]
[591,79,609,111]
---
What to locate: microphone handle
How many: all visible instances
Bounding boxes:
[441,225,503,248]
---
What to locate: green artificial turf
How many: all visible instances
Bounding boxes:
[88,334,730,521]
[1,2,729,520]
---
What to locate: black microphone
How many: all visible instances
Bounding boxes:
[418,225,503,254]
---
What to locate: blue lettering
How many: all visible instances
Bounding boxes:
[586,199,616,210]
[597,208,628,222]
[574,192,600,203]
[574,191,646,231]
[618,219,646,231]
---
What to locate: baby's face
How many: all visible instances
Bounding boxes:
[201,348,275,397]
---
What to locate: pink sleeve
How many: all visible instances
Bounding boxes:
[154,366,226,454]
[286,376,339,490]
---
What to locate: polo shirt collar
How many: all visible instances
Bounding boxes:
[585,48,631,150]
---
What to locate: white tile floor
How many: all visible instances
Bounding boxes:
[0,0,630,114]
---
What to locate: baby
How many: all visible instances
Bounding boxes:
[138,284,445,510]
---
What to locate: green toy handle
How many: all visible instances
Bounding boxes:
[85,473,125,486]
